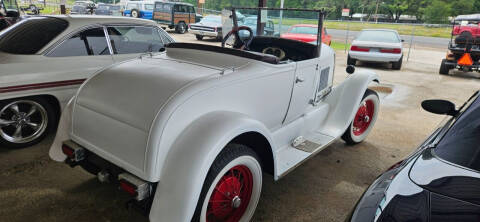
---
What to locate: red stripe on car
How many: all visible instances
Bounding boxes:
[0,79,87,93]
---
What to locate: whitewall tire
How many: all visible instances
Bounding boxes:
[193,144,263,222]
[342,89,379,145]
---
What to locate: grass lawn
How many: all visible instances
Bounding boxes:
[330,40,350,51]
[324,21,451,39]
[272,18,451,38]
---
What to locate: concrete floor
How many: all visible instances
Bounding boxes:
[1,32,479,222]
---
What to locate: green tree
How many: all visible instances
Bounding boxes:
[423,0,451,23]
[450,0,474,16]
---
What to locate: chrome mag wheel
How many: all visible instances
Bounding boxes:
[0,100,48,144]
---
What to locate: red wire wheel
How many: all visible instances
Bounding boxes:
[352,99,375,136]
[206,165,253,222]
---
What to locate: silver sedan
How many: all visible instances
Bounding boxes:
[348,29,404,70]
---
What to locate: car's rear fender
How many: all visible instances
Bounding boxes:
[320,70,379,137]
[149,111,274,222]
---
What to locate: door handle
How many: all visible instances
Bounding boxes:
[295,76,305,83]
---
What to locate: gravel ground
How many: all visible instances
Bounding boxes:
[1,31,479,222]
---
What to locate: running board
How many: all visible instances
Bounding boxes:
[276,132,336,179]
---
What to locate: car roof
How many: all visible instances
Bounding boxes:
[47,15,157,26]
[155,1,193,6]
[361,29,399,33]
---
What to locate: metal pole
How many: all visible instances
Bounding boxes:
[407,25,415,62]
[345,21,350,53]
[279,0,283,35]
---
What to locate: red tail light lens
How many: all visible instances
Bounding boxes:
[350,45,370,52]
[119,180,138,197]
[380,48,402,54]
[62,144,75,158]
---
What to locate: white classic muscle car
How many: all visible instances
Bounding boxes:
[50,8,380,222]
[0,15,174,148]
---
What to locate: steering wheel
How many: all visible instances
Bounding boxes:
[222,26,254,50]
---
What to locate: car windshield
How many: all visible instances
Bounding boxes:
[434,93,480,171]
[356,30,400,43]
[223,8,321,44]
[3,0,17,10]
[201,16,221,24]
[74,1,89,7]
[0,17,68,54]
[288,26,317,35]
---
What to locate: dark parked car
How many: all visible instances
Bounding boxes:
[189,15,222,41]
[348,91,480,222]
[94,4,121,16]
[238,16,275,39]
[152,1,202,34]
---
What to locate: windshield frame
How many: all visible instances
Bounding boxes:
[227,7,325,55]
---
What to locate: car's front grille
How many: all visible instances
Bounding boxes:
[190,25,216,32]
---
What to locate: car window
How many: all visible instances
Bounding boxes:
[48,27,110,57]
[157,27,173,44]
[0,17,68,55]
[145,4,154,11]
[201,16,221,24]
[126,3,139,10]
[97,5,109,10]
[356,30,400,43]
[107,26,165,54]
[175,5,187,13]
[189,6,194,13]
[434,95,480,171]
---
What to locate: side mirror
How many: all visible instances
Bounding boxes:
[401,39,405,42]
[421,99,458,116]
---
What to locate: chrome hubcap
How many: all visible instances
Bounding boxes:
[0,100,48,143]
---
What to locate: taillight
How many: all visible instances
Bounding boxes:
[350,45,370,52]
[120,180,138,196]
[62,144,75,158]
[380,48,401,54]
[118,173,152,201]
[62,141,85,162]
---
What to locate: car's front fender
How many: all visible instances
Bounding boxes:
[149,111,274,222]
[320,69,380,137]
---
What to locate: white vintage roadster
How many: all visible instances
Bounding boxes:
[50,8,379,222]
